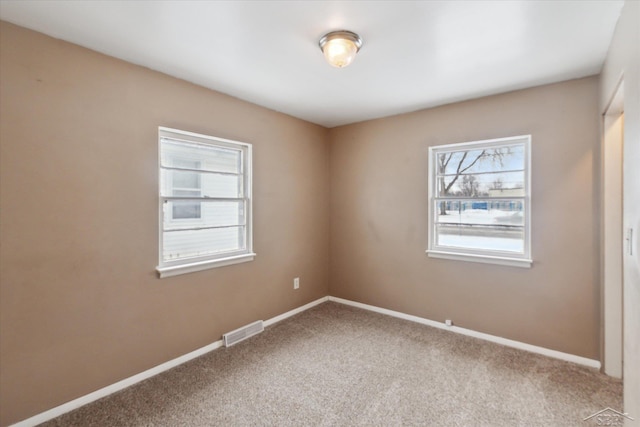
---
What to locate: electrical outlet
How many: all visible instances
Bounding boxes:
[445,319,453,327]
[293,277,300,290]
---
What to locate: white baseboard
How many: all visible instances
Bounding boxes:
[328,296,601,370]
[10,294,600,426]
[10,296,329,427]
[264,296,329,327]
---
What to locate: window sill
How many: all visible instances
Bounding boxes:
[157,253,256,278]
[426,250,532,268]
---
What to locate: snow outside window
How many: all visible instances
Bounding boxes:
[427,135,532,268]
[156,127,255,278]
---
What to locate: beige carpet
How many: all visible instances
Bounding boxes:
[42,302,622,426]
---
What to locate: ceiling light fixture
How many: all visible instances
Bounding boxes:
[318,30,362,68]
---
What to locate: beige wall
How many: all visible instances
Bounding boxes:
[599,1,640,424]
[0,22,329,426]
[329,77,601,360]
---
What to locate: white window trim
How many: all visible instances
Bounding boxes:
[156,127,255,278]
[426,135,532,268]
[157,253,256,278]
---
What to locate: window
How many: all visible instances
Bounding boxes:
[157,127,254,278]
[427,135,532,267]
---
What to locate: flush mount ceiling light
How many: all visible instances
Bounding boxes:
[318,30,362,68]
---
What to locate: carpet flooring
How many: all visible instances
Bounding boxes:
[42,302,622,426]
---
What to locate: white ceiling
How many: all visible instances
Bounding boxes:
[0,1,623,128]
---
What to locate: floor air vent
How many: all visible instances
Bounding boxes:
[223,320,264,347]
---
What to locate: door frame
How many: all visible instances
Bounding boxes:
[602,77,624,378]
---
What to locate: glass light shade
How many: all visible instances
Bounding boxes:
[319,31,362,68]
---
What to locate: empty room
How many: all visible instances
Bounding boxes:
[0,1,638,426]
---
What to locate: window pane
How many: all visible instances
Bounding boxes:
[437,144,524,177]
[435,199,524,253]
[164,200,245,230]
[436,170,525,198]
[161,139,241,174]
[161,170,242,198]
[172,201,201,219]
[173,169,200,189]
[163,226,246,262]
